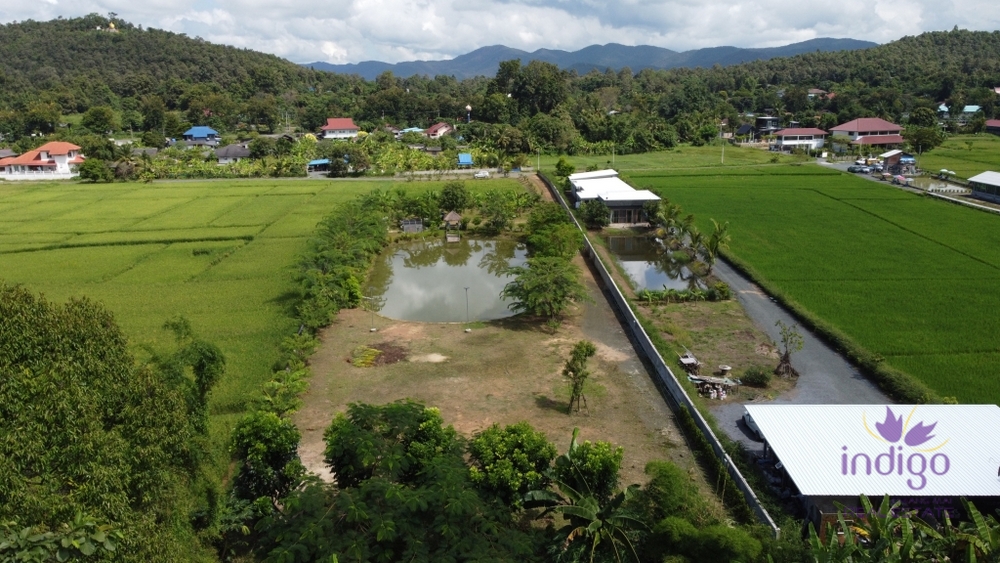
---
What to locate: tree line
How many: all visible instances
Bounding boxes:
[2,17,999,159]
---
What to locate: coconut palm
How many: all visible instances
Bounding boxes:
[700,219,730,274]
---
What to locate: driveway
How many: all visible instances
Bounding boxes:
[708,258,891,448]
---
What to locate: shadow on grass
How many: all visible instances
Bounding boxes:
[534,394,569,415]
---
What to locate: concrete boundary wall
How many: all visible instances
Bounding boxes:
[537,173,781,537]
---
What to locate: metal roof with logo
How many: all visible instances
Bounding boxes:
[745,404,1000,497]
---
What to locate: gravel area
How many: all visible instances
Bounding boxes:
[708,258,891,449]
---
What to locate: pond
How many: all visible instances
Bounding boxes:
[364,238,528,322]
[604,235,705,291]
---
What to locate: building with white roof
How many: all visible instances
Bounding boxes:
[744,404,1000,537]
[567,169,660,225]
[968,171,1000,203]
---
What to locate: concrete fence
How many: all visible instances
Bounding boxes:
[537,173,781,537]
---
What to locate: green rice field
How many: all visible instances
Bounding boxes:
[0,177,523,474]
[915,134,1000,180]
[632,164,1000,404]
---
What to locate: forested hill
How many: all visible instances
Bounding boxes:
[0,14,316,107]
[723,29,1000,100]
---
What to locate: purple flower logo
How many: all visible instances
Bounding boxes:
[872,407,939,448]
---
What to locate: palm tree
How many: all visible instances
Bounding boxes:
[700,219,730,274]
[524,430,646,563]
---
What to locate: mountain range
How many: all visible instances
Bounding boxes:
[303,38,878,80]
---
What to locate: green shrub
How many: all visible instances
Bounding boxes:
[468,422,557,506]
[741,365,772,388]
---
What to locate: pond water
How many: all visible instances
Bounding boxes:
[364,238,528,322]
[909,176,969,193]
[604,235,704,291]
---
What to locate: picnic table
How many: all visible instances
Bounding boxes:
[678,351,701,374]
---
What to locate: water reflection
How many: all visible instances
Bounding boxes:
[365,238,527,322]
[605,235,705,291]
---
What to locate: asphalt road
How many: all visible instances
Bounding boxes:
[708,258,891,449]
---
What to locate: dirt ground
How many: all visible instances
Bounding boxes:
[294,259,703,492]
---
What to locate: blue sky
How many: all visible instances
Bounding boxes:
[2,0,997,64]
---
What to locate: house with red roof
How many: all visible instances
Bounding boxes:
[0,142,85,180]
[772,128,828,151]
[425,122,453,139]
[985,119,1000,137]
[829,118,903,149]
[320,117,359,140]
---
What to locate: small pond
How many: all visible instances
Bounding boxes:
[364,238,528,322]
[604,235,705,291]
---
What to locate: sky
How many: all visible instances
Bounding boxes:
[2,0,998,65]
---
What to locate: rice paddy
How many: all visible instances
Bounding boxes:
[630,164,1000,403]
[0,177,523,474]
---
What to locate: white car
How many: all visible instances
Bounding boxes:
[742,410,763,441]
[473,170,490,179]
[854,158,866,165]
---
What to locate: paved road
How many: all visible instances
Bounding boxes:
[708,258,891,449]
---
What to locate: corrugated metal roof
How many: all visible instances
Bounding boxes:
[745,404,1000,497]
[598,189,660,202]
[969,171,1000,188]
[568,169,618,181]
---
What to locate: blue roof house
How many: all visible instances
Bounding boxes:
[183,126,219,145]
[457,153,474,168]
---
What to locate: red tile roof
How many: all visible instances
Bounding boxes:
[775,128,828,136]
[830,117,901,132]
[849,134,904,145]
[7,142,83,166]
[0,156,16,168]
[426,122,451,135]
[987,119,1000,128]
[321,118,359,131]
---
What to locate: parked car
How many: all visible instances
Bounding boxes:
[473,170,490,179]
[859,166,872,174]
[742,410,763,441]
[854,158,866,165]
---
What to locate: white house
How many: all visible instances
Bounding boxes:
[568,169,660,225]
[0,142,85,180]
[829,118,903,149]
[215,143,251,164]
[320,118,360,140]
[772,128,828,150]
[425,122,453,139]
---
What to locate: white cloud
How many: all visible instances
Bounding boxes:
[0,0,996,64]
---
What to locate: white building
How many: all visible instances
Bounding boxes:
[0,142,85,180]
[744,404,1000,539]
[320,118,360,140]
[568,169,660,225]
[772,127,828,150]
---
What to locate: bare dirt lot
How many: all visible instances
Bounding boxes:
[293,258,706,492]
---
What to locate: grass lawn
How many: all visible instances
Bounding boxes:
[0,177,524,476]
[917,134,1000,180]
[630,164,1000,404]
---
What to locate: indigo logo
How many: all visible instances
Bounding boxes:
[841,407,951,490]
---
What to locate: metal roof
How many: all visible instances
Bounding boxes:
[969,171,1000,189]
[457,153,473,165]
[184,126,218,137]
[568,169,619,181]
[572,176,634,200]
[745,404,1000,497]
[598,189,660,203]
[879,149,903,158]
